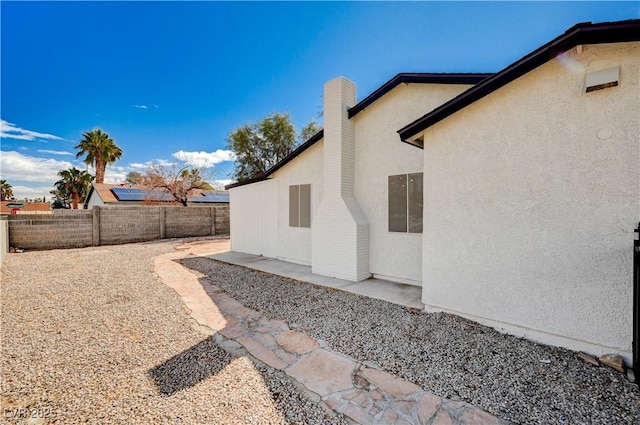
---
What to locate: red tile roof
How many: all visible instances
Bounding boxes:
[1,201,52,214]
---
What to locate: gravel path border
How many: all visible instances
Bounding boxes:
[180,257,640,425]
[1,241,345,424]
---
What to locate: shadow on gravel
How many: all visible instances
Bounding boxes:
[149,336,232,396]
[177,256,640,425]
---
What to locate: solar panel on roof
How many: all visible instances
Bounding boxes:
[111,187,145,201]
[187,192,229,203]
[111,187,174,202]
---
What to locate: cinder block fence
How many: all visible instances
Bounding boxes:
[6,205,230,251]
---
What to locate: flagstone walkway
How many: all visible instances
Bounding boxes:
[155,240,508,425]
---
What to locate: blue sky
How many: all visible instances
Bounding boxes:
[1,1,638,199]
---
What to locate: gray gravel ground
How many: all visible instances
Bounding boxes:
[181,258,640,425]
[1,241,344,425]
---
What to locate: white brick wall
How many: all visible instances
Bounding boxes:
[312,77,370,281]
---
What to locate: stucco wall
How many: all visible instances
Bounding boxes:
[420,42,639,360]
[229,179,278,258]
[0,217,8,263]
[85,192,104,209]
[354,83,474,285]
[272,140,324,265]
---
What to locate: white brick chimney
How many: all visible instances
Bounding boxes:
[312,77,370,281]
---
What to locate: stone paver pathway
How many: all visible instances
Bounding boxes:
[155,240,508,425]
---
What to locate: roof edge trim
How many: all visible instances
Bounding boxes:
[398,19,640,143]
[348,73,493,118]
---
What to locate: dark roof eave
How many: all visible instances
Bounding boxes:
[225,129,324,190]
[348,73,493,118]
[83,186,94,209]
[398,19,640,144]
[225,175,269,190]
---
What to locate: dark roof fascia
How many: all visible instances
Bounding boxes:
[347,73,493,119]
[225,175,268,190]
[83,186,94,209]
[398,19,640,145]
[225,129,324,190]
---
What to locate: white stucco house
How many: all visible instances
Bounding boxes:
[227,20,640,366]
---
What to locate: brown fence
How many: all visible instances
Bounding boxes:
[7,204,229,251]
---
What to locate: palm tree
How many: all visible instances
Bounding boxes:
[0,180,13,201]
[54,167,93,209]
[75,129,122,184]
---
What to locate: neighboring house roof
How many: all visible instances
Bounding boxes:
[1,201,52,214]
[87,183,123,204]
[85,183,229,207]
[225,73,489,190]
[398,19,640,146]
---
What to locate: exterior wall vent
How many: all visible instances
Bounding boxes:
[585,66,619,93]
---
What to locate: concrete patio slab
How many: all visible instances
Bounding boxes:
[210,251,424,310]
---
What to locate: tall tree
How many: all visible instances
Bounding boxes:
[125,171,144,185]
[49,188,70,209]
[299,119,322,143]
[227,112,297,182]
[0,180,13,201]
[54,167,93,209]
[75,129,122,183]
[142,163,212,206]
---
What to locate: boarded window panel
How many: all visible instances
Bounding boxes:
[389,174,408,232]
[299,184,311,228]
[408,173,423,233]
[289,185,299,227]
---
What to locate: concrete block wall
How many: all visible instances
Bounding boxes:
[8,211,93,250]
[6,204,230,251]
[165,206,213,238]
[212,204,230,235]
[98,206,161,245]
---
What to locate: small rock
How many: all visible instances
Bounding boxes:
[626,368,636,383]
[353,374,370,390]
[576,352,599,367]
[540,359,551,364]
[599,354,625,373]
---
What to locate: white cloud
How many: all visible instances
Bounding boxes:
[37,149,74,156]
[132,104,148,109]
[0,150,74,183]
[211,179,234,189]
[171,149,236,168]
[129,162,148,169]
[8,185,54,201]
[0,151,165,197]
[103,166,128,184]
[129,159,175,170]
[0,119,64,141]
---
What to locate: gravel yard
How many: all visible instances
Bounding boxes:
[1,241,344,425]
[181,257,640,425]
